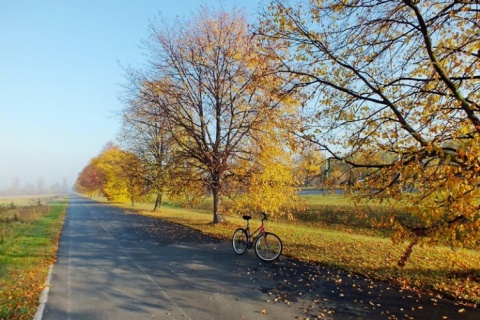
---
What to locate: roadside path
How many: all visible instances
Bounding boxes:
[41,195,479,319]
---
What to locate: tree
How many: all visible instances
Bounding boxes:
[36,177,45,194]
[11,178,20,195]
[294,142,327,187]
[120,79,178,210]
[116,150,151,206]
[75,162,105,197]
[259,0,480,258]
[62,178,69,193]
[144,6,301,223]
[230,126,301,218]
[96,146,149,204]
[76,143,149,204]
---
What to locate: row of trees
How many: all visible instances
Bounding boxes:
[75,139,327,214]
[77,1,479,249]
[112,7,307,223]
[75,142,148,205]
[1,177,69,196]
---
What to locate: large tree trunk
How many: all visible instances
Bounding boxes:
[211,173,225,224]
[212,187,225,224]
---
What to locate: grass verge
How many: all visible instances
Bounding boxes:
[0,197,68,319]
[104,196,480,307]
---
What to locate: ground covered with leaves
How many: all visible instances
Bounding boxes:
[114,197,480,309]
[0,197,67,319]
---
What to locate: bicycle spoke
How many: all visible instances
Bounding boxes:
[255,232,282,262]
[232,228,249,255]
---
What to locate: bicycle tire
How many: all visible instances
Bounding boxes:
[254,232,282,262]
[232,228,249,255]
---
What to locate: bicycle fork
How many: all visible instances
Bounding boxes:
[245,228,253,249]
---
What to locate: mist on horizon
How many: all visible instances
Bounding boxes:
[0,176,71,196]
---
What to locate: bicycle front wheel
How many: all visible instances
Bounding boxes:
[232,228,248,255]
[254,232,282,262]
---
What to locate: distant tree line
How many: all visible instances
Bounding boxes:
[0,177,69,196]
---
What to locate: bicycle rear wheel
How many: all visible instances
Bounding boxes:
[232,228,248,254]
[254,232,282,262]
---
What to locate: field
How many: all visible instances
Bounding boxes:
[105,193,480,307]
[1,192,478,319]
[0,195,68,319]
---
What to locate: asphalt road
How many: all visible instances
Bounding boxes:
[41,195,479,319]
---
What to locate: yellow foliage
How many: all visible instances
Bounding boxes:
[89,146,148,204]
[230,126,301,218]
[259,0,480,250]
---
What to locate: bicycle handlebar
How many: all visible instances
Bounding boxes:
[261,212,268,222]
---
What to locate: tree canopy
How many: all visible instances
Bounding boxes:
[75,143,149,205]
[74,1,480,258]
[120,6,303,222]
[259,0,480,251]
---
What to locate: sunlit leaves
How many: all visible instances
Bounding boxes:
[139,6,304,222]
[295,143,326,187]
[259,0,480,254]
[120,79,180,210]
[74,162,105,197]
[230,129,301,218]
[76,144,149,204]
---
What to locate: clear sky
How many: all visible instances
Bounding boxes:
[0,0,259,192]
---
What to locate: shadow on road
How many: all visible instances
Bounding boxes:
[45,195,479,320]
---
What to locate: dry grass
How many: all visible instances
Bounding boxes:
[0,197,67,319]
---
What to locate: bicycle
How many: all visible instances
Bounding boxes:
[232,212,282,262]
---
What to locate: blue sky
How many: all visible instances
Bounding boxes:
[0,0,259,191]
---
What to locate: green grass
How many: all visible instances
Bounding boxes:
[0,197,68,320]
[102,193,480,307]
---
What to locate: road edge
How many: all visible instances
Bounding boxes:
[33,264,54,320]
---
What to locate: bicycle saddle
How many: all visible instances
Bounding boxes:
[242,215,251,220]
